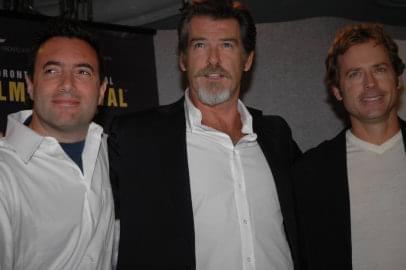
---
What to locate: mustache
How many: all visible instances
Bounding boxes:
[195,65,231,78]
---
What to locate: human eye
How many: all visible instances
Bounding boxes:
[222,41,234,49]
[192,41,205,49]
[374,65,387,74]
[78,69,91,76]
[75,66,93,78]
[43,66,60,76]
[347,70,362,81]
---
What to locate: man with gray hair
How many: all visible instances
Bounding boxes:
[109,0,302,269]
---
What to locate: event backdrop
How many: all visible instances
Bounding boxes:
[0,12,159,133]
[153,17,406,151]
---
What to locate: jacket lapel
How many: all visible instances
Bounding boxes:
[159,99,196,267]
[400,118,406,152]
[252,113,300,267]
[325,130,353,268]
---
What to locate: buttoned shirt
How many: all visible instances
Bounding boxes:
[184,91,293,270]
[0,110,116,270]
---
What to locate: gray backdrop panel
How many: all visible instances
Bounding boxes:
[153,17,406,151]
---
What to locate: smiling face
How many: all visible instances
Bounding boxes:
[333,40,400,127]
[26,37,106,142]
[179,16,254,107]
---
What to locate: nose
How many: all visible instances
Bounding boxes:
[208,46,220,66]
[59,72,74,93]
[363,71,376,89]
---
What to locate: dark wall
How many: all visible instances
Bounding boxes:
[0,12,159,133]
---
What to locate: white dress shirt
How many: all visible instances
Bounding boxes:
[346,130,406,270]
[0,110,116,270]
[184,92,293,270]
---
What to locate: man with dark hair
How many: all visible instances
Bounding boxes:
[294,23,406,269]
[0,21,116,269]
[109,0,301,269]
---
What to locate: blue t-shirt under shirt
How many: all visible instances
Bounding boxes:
[24,115,85,171]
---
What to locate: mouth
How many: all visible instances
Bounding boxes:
[196,65,230,80]
[204,73,224,80]
[363,96,381,101]
[359,94,384,104]
[52,99,80,107]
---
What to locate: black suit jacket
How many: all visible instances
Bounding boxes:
[293,119,406,270]
[109,98,302,269]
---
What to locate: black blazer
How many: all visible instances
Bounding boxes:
[293,119,406,270]
[109,98,302,269]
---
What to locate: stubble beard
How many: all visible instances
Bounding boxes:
[196,82,233,106]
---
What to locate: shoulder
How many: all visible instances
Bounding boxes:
[249,109,302,158]
[110,99,184,132]
[0,157,19,222]
[253,113,296,145]
[261,114,290,129]
[400,117,406,129]
[0,139,17,163]
[108,99,185,149]
[248,107,291,131]
[0,148,18,196]
[294,130,346,170]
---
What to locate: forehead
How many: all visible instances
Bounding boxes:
[338,40,391,70]
[35,37,98,68]
[188,16,241,40]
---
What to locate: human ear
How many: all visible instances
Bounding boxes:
[332,86,343,101]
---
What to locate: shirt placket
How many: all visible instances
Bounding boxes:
[231,146,256,270]
[51,141,96,267]
[81,138,101,266]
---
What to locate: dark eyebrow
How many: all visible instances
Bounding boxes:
[75,63,95,72]
[42,60,61,69]
[42,61,95,72]
[220,38,238,43]
[373,62,389,68]
[190,38,206,43]
[345,67,361,75]
[345,62,389,75]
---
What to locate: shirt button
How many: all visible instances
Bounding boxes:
[247,257,252,263]
[243,219,248,224]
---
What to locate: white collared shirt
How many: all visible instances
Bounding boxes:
[184,91,293,270]
[0,110,116,270]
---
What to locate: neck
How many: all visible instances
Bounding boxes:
[350,114,400,145]
[29,114,88,143]
[192,96,244,144]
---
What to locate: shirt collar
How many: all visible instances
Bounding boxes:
[5,110,44,163]
[346,129,402,154]
[184,89,255,136]
[4,110,104,163]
